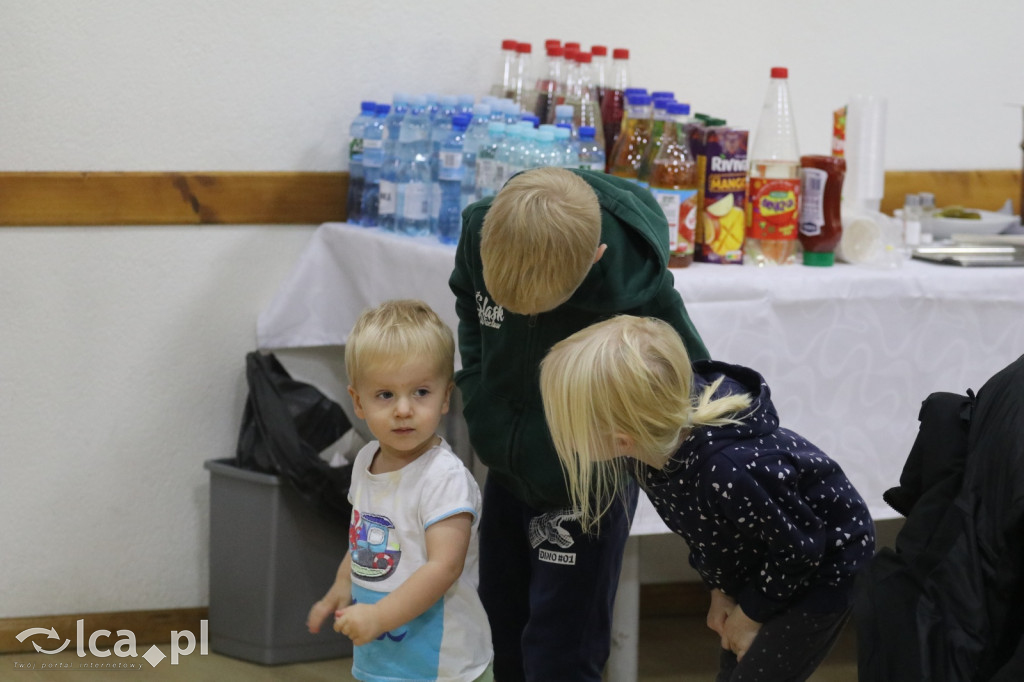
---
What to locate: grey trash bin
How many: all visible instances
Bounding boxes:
[204,458,353,665]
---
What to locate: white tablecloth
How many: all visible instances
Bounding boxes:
[259,222,1024,525]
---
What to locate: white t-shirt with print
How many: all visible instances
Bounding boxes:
[347,438,492,682]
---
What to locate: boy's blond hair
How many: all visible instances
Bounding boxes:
[345,299,455,388]
[539,315,752,532]
[480,167,602,315]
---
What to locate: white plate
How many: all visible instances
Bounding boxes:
[923,209,1020,239]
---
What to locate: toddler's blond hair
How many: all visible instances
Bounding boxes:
[480,167,602,315]
[345,299,455,388]
[540,315,752,532]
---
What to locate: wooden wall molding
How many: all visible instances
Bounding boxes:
[0,172,347,226]
[0,608,208,654]
[0,169,1018,227]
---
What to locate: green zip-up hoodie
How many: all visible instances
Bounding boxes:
[449,169,710,510]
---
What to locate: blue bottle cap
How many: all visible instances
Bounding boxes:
[375,104,391,115]
[627,93,652,106]
[452,114,471,130]
[667,102,691,116]
[361,101,377,112]
[578,126,596,138]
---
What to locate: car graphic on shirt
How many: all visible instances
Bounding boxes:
[349,510,401,582]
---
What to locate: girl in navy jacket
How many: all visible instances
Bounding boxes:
[540,315,875,682]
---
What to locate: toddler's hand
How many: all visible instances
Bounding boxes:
[334,603,385,646]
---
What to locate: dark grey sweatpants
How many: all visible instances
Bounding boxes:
[716,605,851,682]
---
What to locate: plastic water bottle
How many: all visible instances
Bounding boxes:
[553,104,575,136]
[396,97,432,237]
[476,121,506,199]
[438,114,470,244]
[496,125,520,189]
[359,103,390,226]
[516,124,538,170]
[461,103,493,208]
[555,126,578,168]
[747,66,802,266]
[458,94,476,116]
[378,93,410,231]
[577,125,606,171]
[533,128,557,167]
[346,100,376,224]
[428,95,459,232]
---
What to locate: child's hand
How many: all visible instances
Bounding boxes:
[706,588,736,649]
[334,603,385,646]
[721,604,762,661]
[307,593,349,634]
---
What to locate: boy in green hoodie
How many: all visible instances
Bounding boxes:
[449,167,708,681]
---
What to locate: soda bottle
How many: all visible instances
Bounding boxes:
[438,114,470,245]
[345,100,376,224]
[492,40,519,99]
[565,52,604,152]
[511,42,534,112]
[378,93,410,231]
[608,93,653,185]
[396,96,432,237]
[359,103,390,227]
[648,103,700,267]
[600,48,631,168]
[747,66,802,266]
[577,125,606,171]
[590,45,609,107]
[534,44,565,124]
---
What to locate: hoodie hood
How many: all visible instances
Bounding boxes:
[680,360,780,464]
[564,170,673,313]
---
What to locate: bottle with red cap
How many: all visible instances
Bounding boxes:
[511,42,535,112]
[590,45,609,107]
[492,39,519,99]
[746,66,802,266]
[534,44,565,124]
[600,48,631,170]
[563,52,604,151]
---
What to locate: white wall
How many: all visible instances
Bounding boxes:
[2,1,1023,618]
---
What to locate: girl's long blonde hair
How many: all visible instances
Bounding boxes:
[540,315,752,532]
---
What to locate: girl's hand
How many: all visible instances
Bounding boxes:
[721,605,762,661]
[334,603,385,646]
[706,588,736,649]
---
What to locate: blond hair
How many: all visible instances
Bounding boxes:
[345,299,455,388]
[539,315,752,532]
[480,167,602,315]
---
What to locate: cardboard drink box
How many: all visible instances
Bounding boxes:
[693,126,749,264]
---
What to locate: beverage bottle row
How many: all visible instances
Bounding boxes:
[345,92,608,243]
[492,39,630,167]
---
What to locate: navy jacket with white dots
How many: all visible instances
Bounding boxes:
[641,359,876,623]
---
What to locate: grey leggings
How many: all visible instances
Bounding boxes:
[716,606,851,682]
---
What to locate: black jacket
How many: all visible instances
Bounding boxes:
[855,353,1024,682]
[642,360,874,623]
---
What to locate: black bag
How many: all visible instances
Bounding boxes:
[235,351,353,522]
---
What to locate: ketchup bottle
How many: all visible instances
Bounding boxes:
[798,155,845,266]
